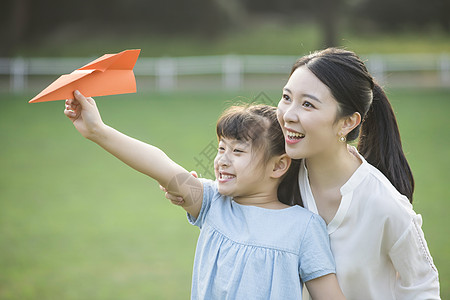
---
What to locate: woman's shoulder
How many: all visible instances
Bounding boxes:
[350,153,408,204]
[363,163,410,204]
[357,161,418,228]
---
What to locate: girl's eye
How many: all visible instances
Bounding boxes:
[282,94,291,102]
[233,149,244,153]
[218,146,225,152]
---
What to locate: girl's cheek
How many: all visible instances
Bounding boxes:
[213,155,220,167]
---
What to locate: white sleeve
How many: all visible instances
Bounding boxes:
[389,214,440,299]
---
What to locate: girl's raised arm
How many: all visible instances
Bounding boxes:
[64,90,203,218]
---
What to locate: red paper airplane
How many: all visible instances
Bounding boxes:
[29,49,141,103]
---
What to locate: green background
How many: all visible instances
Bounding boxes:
[0,88,448,299]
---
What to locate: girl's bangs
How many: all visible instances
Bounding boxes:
[216,111,265,143]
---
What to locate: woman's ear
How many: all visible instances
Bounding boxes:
[271,154,291,179]
[340,112,361,136]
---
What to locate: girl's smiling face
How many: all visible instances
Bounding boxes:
[214,137,269,198]
[277,66,344,160]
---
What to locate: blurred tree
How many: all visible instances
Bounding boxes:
[308,0,343,48]
[0,0,238,56]
[353,0,449,32]
[212,0,247,30]
[1,0,448,57]
[0,0,92,56]
[109,0,233,36]
[1,0,30,56]
[242,0,343,48]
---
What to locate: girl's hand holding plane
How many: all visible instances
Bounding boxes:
[64,90,105,141]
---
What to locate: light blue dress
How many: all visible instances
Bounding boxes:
[187,179,336,299]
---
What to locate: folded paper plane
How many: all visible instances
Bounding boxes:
[29,49,141,103]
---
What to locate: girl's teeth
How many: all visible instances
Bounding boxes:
[221,174,235,179]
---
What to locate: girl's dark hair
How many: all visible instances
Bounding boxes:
[216,104,301,206]
[290,48,414,202]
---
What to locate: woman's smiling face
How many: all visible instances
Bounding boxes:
[277,66,344,160]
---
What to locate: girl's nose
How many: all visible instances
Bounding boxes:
[217,153,230,166]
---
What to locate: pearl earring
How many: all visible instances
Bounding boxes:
[339,135,346,142]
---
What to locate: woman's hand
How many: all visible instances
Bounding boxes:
[64,90,106,140]
[160,171,198,206]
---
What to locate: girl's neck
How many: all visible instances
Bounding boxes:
[233,191,290,209]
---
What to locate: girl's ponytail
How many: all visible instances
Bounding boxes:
[357,84,415,202]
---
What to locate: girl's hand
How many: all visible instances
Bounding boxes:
[160,171,198,206]
[64,90,105,140]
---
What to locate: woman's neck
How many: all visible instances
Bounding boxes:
[306,145,361,199]
[304,145,361,223]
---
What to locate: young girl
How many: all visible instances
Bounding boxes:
[64,91,346,299]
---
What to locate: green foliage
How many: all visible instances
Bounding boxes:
[0,88,449,299]
[11,23,450,58]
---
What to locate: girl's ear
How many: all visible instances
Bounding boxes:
[340,112,361,136]
[271,154,291,179]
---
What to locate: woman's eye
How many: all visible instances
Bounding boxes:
[282,94,291,102]
[233,149,244,153]
[218,147,225,151]
[303,101,314,108]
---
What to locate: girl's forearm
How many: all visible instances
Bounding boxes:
[65,92,203,217]
[90,124,204,217]
[89,124,184,188]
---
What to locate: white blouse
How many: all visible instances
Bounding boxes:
[299,151,440,300]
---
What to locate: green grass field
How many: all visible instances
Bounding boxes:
[0,88,449,299]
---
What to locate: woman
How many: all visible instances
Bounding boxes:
[165,48,440,299]
[277,48,439,299]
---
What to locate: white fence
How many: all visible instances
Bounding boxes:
[1,53,449,92]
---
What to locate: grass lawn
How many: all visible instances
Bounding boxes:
[0,88,449,299]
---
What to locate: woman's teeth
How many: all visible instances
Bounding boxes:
[287,131,305,139]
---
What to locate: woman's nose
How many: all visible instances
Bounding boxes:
[280,105,298,124]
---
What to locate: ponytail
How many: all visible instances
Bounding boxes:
[357,84,415,202]
[277,159,303,207]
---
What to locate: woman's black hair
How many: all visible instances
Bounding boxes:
[289,48,414,202]
[216,104,301,206]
